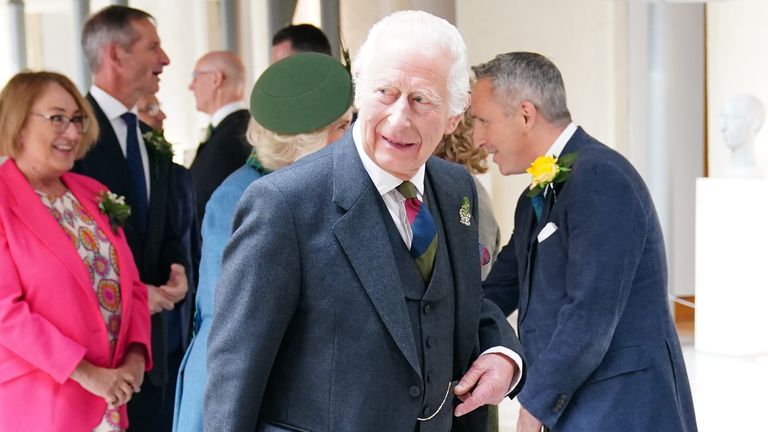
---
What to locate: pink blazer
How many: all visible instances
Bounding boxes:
[0,160,152,431]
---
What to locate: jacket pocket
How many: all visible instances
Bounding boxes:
[585,345,649,384]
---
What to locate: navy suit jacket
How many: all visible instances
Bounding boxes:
[484,127,697,431]
[204,131,523,432]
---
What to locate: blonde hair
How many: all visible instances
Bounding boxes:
[247,118,331,171]
[434,111,488,174]
[0,71,99,158]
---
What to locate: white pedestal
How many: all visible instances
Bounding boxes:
[695,178,768,356]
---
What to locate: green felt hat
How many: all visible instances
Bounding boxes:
[250,52,353,135]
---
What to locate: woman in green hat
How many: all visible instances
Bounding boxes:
[173,52,353,432]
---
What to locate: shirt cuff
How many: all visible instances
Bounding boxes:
[480,346,524,395]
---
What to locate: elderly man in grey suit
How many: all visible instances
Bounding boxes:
[204,11,525,432]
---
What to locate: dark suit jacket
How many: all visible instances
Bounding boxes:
[168,162,200,348]
[484,127,697,431]
[73,94,189,386]
[204,132,524,432]
[189,109,251,220]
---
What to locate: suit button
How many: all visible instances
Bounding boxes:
[422,406,431,417]
[426,337,435,348]
[423,303,432,315]
[409,386,422,398]
[426,373,432,383]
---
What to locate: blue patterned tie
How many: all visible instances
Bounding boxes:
[397,181,438,283]
[121,112,148,230]
[531,194,544,221]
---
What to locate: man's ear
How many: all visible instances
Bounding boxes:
[105,43,122,69]
[519,100,538,131]
[445,113,462,135]
[211,71,225,89]
[445,94,470,135]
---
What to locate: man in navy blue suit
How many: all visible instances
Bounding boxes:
[471,52,697,431]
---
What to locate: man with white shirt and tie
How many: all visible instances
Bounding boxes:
[75,6,189,431]
[205,11,525,432]
[188,51,251,221]
[471,52,697,432]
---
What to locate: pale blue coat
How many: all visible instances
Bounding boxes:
[173,165,262,432]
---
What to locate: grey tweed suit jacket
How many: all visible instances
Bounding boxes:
[204,130,524,432]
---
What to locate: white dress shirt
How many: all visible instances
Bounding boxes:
[90,85,151,196]
[210,101,247,128]
[352,122,524,392]
[542,122,578,197]
[545,122,577,159]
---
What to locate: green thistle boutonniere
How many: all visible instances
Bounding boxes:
[459,196,471,226]
[143,130,174,159]
[525,152,578,198]
[98,191,131,233]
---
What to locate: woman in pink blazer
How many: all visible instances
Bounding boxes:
[0,71,152,431]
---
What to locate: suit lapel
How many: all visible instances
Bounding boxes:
[82,95,146,253]
[520,127,589,324]
[425,159,480,369]
[86,94,130,181]
[330,135,421,376]
[1,162,98,312]
[517,195,537,324]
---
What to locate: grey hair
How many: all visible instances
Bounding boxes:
[81,6,154,73]
[352,10,469,116]
[472,52,571,124]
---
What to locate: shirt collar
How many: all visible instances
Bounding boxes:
[211,101,247,128]
[544,122,577,158]
[90,85,136,120]
[352,121,425,197]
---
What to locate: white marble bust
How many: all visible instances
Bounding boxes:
[720,94,764,178]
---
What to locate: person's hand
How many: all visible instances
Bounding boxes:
[70,359,135,406]
[453,353,517,417]
[147,284,174,314]
[517,406,544,432]
[118,344,146,393]
[159,263,188,304]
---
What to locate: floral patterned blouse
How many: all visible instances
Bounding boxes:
[38,190,123,432]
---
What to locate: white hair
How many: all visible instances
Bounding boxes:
[352,10,469,116]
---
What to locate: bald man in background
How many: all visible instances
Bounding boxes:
[188,51,251,220]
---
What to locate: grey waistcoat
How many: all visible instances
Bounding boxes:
[380,180,456,432]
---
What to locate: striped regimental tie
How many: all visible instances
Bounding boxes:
[397,181,438,283]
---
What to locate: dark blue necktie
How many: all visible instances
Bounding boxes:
[121,112,148,231]
[531,194,544,221]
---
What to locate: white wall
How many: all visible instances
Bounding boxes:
[707,0,768,177]
[456,0,628,241]
[0,3,11,86]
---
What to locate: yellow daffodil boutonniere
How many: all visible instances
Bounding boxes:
[143,130,174,159]
[98,191,131,233]
[525,152,578,197]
